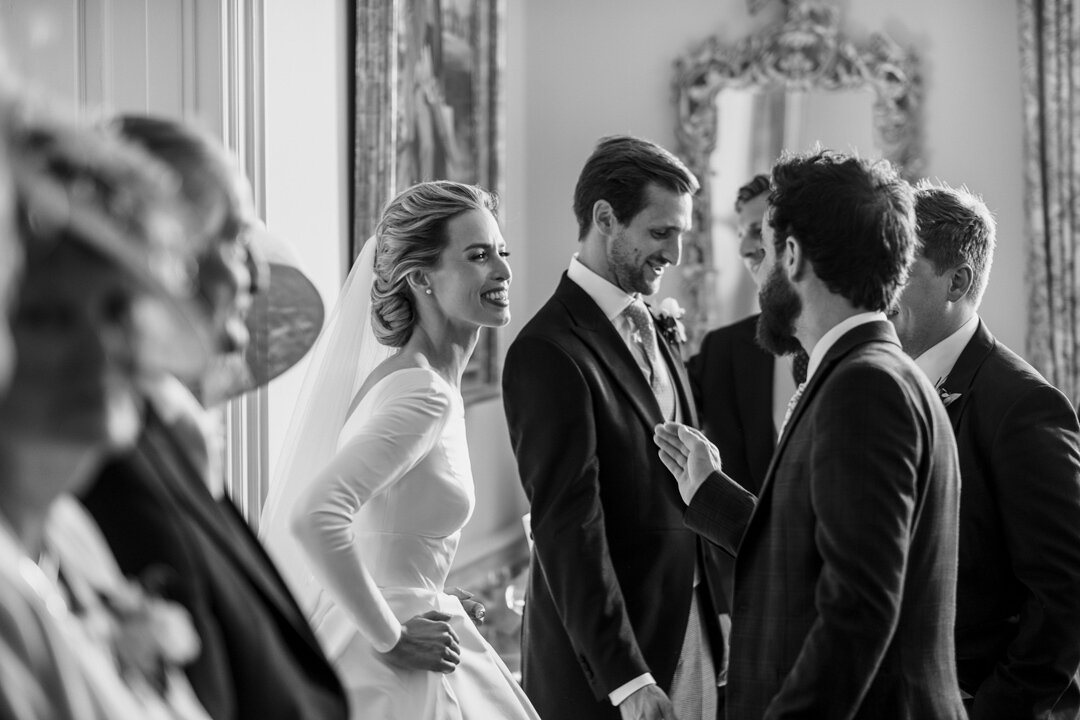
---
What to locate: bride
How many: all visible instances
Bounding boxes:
[260,181,539,720]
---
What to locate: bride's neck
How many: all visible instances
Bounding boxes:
[404,324,479,388]
[0,438,102,556]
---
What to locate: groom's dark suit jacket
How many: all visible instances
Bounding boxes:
[503,274,721,720]
[81,407,348,720]
[944,320,1080,720]
[685,320,966,719]
[687,313,775,611]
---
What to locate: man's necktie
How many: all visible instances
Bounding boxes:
[622,301,662,390]
[792,348,810,386]
[779,381,806,437]
[622,301,676,417]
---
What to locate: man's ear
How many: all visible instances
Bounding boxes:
[947,265,974,303]
[785,235,807,280]
[592,200,618,237]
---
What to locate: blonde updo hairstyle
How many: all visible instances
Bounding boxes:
[371,180,498,347]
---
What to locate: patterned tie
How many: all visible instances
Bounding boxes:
[622,301,676,418]
[792,348,810,385]
[622,301,662,389]
[779,381,807,437]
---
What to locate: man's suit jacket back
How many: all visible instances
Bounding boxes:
[687,321,966,719]
[82,408,348,720]
[503,274,718,720]
[944,320,1080,719]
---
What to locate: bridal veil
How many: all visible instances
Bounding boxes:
[259,237,395,612]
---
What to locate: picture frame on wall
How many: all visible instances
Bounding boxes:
[353,0,505,404]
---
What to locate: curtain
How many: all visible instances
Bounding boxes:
[1021,0,1080,404]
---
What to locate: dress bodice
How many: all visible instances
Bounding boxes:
[292,368,475,654]
[342,368,474,590]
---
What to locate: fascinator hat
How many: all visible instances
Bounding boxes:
[238,221,325,394]
[6,99,212,377]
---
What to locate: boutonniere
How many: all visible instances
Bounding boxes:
[934,376,962,407]
[654,297,688,346]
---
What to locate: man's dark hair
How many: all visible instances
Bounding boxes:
[573,135,698,240]
[768,150,916,312]
[913,181,996,307]
[735,173,770,213]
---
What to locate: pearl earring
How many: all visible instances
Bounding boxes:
[425,289,432,295]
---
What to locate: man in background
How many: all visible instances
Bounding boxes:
[889,181,1080,719]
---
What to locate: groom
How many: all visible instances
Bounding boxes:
[503,135,722,720]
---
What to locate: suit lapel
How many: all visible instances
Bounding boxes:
[136,411,321,655]
[749,321,900,534]
[939,319,995,428]
[555,275,663,428]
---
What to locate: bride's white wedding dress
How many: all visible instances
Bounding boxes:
[292,367,539,720]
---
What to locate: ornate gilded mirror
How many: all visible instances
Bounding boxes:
[671,0,921,350]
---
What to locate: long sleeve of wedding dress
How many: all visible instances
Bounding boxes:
[290,369,453,654]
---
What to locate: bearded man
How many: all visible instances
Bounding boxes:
[655,151,967,719]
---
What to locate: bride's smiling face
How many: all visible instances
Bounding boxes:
[425,208,511,329]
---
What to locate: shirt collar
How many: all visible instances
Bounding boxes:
[568,254,638,321]
[805,311,887,383]
[914,314,979,387]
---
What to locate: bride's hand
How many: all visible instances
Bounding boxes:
[447,586,487,626]
[381,610,460,673]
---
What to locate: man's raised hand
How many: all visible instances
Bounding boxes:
[654,421,722,504]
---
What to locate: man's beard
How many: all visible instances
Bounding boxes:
[756,262,804,357]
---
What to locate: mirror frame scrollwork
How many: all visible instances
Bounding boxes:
[672,0,922,349]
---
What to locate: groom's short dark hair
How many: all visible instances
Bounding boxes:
[573,135,698,241]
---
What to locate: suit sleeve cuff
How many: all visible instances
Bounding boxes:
[685,471,756,556]
[681,469,709,504]
[609,674,656,706]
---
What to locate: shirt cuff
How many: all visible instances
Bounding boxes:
[609,674,656,706]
